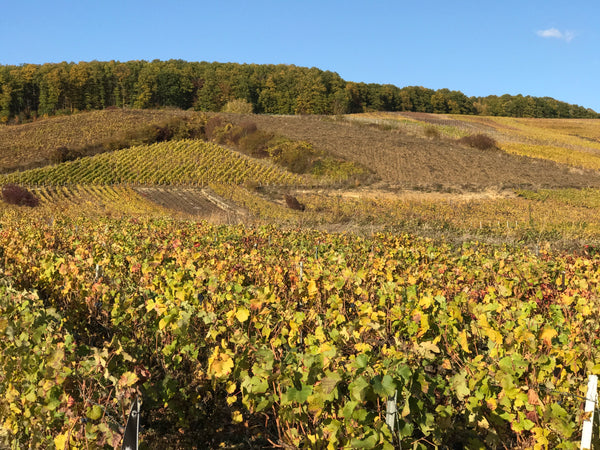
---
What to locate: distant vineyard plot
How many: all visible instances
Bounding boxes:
[134,186,247,221]
[224,113,600,191]
[0,109,193,172]
[0,139,304,187]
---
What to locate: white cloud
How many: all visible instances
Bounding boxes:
[537,28,575,42]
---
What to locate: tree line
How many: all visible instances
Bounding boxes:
[0,60,597,122]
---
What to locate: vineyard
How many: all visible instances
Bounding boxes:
[0,215,599,448]
[0,139,304,187]
[1,109,600,448]
[0,109,195,172]
[348,112,600,173]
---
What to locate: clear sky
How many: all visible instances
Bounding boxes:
[1,0,599,111]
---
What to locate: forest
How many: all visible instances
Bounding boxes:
[0,59,598,122]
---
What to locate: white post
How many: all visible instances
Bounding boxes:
[386,390,397,436]
[581,374,598,450]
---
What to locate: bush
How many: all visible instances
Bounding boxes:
[227,121,258,146]
[284,194,305,211]
[239,130,273,157]
[424,125,441,139]
[222,98,254,114]
[240,120,258,135]
[457,134,497,150]
[51,146,82,164]
[268,140,318,174]
[204,116,225,141]
[2,184,39,207]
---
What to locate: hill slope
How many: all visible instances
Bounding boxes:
[224,113,600,190]
[0,108,194,172]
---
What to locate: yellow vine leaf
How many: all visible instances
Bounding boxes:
[458,330,471,353]
[417,314,430,338]
[486,328,504,345]
[54,433,69,450]
[235,306,250,323]
[231,410,243,423]
[208,348,234,378]
[540,327,557,346]
[419,295,433,309]
[226,381,237,394]
[118,371,139,388]
[307,279,318,298]
[354,342,372,352]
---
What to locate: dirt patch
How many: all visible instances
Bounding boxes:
[222,113,600,191]
[295,184,516,201]
[134,186,247,222]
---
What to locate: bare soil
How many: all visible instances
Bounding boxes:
[134,186,247,222]
[223,113,600,191]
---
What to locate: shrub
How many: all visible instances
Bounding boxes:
[457,134,497,150]
[284,194,305,211]
[227,121,258,146]
[51,146,82,164]
[240,120,258,135]
[222,98,254,114]
[239,130,273,157]
[2,184,39,207]
[268,140,318,174]
[204,116,225,141]
[424,125,441,139]
[312,157,369,183]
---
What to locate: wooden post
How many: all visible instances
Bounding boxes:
[581,374,598,450]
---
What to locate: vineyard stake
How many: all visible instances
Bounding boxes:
[121,396,140,450]
[580,374,598,450]
[94,264,102,282]
[386,390,398,438]
[558,271,566,292]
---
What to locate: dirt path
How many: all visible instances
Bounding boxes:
[292,183,518,202]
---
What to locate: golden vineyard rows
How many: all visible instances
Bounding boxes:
[1,215,599,448]
[0,109,193,170]
[1,139,304,187]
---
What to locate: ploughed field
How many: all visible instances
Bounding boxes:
[224,112,600,191]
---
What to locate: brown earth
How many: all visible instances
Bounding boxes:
[223,113,600,191]
[0,109,193,173]
[134,186,247,222]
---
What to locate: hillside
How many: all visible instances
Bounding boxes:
[2,108,600,449]
[224,113,600,191]
[1,108,600,247]
[0,108,194,172]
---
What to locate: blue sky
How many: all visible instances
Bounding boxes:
[1,0,599,111]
